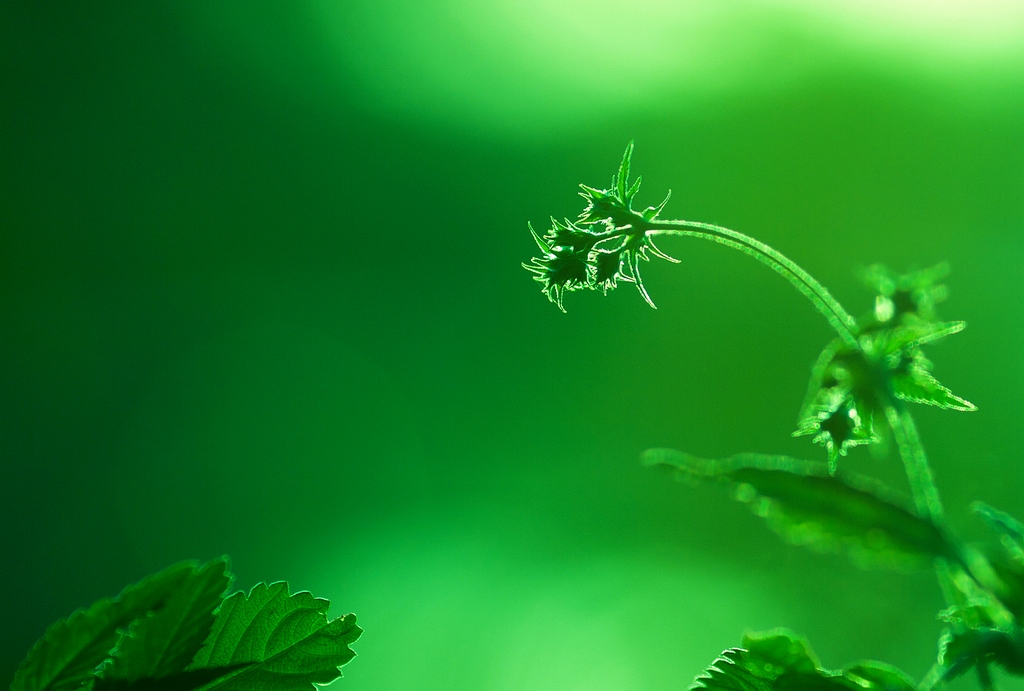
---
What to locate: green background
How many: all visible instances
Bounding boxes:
[2,2,1023,689]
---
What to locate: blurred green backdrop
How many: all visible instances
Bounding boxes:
[2,2,1023,689]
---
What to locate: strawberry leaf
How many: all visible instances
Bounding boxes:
[103,558,231,682]
[185,582,361,691]
[691,629,915,691]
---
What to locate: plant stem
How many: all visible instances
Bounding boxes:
[647,221,860,348]
[884,404,943,522]
[886,402,961,639]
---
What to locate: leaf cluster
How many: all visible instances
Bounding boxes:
[523,141,677,310]
[795,319,975,471]
[11,559,360,691]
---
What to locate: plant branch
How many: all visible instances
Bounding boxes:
[647,221,860,348]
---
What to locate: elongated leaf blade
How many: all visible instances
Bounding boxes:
[886,320,965,351]
[105,559,232,681]
[12,562,201,691]
[691,630,915,691]
[891,368,976,411]
[186,582,361,691]
[644,449,961,569]
[616,140,634,200]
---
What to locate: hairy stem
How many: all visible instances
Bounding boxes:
[884,404,943,522]
[886,402,961,638]
[647,221,859,348]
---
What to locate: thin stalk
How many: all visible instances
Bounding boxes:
[884,404,943,522]
[918,661,945,691]
[647,220,860,348]
[886,402,962,690]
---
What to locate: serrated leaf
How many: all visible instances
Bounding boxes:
[186,582,361,691]
[891,366,976,411]
[691,629,915,691]
[644,449,961,569]
[12,562,202,691]
[690,649,772,691]
[104,559,232,682]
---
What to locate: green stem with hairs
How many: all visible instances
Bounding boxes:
[884,404,944,522]
[885,402,964,689]
[644,220,860,348]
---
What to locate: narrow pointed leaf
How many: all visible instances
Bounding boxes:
[691,630,915,691]
[629,251,657,309]
[527,222,551,254]
[641,189,671,221]
[644,448,961,569]
[646,235,680,263]
[186,582,361,691]
[891,367,976,411]
[626,174,642,202]
[888,320,965,351]
[105,559,232,682]
[12,562,203,691]
[616,140,634,199]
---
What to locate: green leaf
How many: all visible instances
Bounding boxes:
[691,629,915,691]
[640,189,672,221]
[185,582,361,691]
[625,174,642,203]
[644,449,961,569]
[940,627,1024,681]
[971,502,1024,619]
[12,562,203,691]
[93,666,248,691]
[104,559,232,682]
[877,320,964,352]
[887,345,975,412]
[527,222,551,254]
[842,662,920,691]
[974,502,1024,565]
[616,140,634,200]
[890,364,976,411]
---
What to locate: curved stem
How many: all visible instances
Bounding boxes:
[647,220,859,348]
